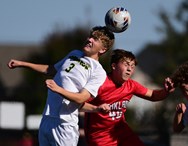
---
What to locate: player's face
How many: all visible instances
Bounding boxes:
[180,83,188,100]
[112,59,136,84]
[83,35,106,59]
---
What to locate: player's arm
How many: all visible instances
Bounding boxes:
[140,77,175,101]
[46,79,91,104]
[80,102,110,113]
[8,59,56,76]
[173,103,186,133]
[142,88,169,101]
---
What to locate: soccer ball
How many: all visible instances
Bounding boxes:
[105,7,131,33]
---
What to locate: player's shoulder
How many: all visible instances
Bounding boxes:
[68,49,84,57]
[122,79,144,89]
[127,78,140,85]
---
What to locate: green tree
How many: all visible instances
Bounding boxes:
[135,0,188,145]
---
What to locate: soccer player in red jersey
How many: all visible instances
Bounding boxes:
[84,49,174,146]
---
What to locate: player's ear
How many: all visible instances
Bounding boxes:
[99,47,107,55]
[111,63,116,70]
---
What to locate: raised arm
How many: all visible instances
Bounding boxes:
[173,103,186,133]
[140,77,175,101]
[8,59,56,76]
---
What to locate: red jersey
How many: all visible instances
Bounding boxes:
[85,76,147,146]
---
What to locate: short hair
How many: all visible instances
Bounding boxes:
[90,26,115,50]
[171,61,188,86]
[110,49,137,65]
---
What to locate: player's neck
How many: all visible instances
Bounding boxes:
[109,73,123,87]
[84,53,99,61]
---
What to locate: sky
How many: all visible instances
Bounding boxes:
[0,0,180,55]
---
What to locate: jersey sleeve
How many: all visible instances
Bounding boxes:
[131,80,148,96]
[84,66,106,98]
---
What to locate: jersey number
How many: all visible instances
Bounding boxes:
[109,111,123,120]
[65,63,75,72]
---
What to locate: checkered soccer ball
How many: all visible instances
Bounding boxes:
[105,7,131,33]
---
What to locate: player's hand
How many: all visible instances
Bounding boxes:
[46,79,60,93]
[176,103,186,113]
[164,77,175,93]
[97,103,110,113]
[7,59,22,69]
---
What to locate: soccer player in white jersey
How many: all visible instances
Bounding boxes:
[8,26,114,146]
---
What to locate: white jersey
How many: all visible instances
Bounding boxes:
[43,50,106,126]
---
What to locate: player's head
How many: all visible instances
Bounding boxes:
[170,61,188,99]
[171,61,188,86]
[110,49,137,84]
[90,26,115,51]
[110,49,137,66]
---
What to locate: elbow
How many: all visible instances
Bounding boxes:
[76,100,85,104]
[73,98,86,104]
[72,91,90,104]
[74,91,90,104]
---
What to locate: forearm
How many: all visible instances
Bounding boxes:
[150,89,169,101]
[80,103,99,112]
[173,112,185,133]
[142,88,169,101]
[147,77,175,101]
[8,59,56,75]
[52,85,90,104]
[21,62,49,74]
[58,88,82,103]
[45,79,90,103]
[80,102,110,113]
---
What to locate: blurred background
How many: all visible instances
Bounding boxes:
[0,0,188,145]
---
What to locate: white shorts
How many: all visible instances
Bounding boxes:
[39,116,79,146]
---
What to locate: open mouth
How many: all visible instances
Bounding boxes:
[125,73,130,76]
[86,43,92,48]
[84,39,92,47]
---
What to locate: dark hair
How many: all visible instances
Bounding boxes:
[90,26,115,50]
[110,49,137,65]
[171,61,188,86]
